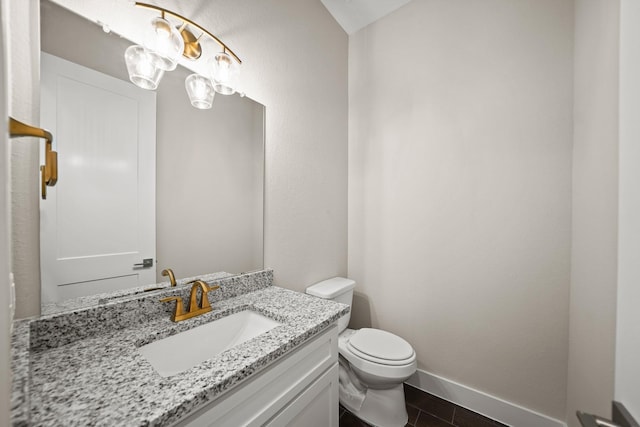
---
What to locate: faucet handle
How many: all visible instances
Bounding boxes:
[186,280,221,310]
[160,296,184,321]
[161,268,177,286]
[200,284,220,309]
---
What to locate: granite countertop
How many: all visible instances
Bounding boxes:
[11,270,349,426]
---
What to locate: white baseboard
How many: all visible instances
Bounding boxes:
[405,369,567,427]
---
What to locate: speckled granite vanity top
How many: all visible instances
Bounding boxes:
[11,270,349,426]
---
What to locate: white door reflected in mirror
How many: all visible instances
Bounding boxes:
[40,52,156,303]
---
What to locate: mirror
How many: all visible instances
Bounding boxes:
[36,0,264,309]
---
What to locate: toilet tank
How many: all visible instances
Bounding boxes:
[306,277,356,333]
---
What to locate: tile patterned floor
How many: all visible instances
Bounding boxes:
[339,384,509,427]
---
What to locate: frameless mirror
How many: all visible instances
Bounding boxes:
[36,0,264,309]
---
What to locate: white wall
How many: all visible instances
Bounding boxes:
[348,0,573,420]
[227,0,349,289]
[566,1,620,425]
[0,0,12,423]
[616,0,640,419]
[8,0,40,318]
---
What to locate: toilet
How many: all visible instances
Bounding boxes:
[306,277,417,427]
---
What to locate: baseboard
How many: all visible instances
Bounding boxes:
[406,369,567,427]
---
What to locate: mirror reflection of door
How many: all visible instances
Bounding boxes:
[40,52,156,303]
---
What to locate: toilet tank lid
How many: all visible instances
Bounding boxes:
[306,277,356,299]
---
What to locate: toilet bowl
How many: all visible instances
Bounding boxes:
[339,328,416,388]
[306,278,417,427]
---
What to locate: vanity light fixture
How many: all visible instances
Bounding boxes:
[124,2,242,109]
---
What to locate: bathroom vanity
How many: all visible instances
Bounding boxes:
[11,269,348,426]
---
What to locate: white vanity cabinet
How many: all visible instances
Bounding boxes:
[172,325,339,427]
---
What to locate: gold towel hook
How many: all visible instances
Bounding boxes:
[8,117,58,200]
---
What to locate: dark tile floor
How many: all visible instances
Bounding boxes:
[339,384,508,427]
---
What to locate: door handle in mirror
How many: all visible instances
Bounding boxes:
[133,258,153,269]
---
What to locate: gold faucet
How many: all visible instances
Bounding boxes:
[161,268,177,286]
[160,280,220,322]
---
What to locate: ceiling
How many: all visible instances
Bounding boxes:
[320,0,413,35]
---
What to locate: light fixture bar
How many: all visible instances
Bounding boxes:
[134,2,242,64]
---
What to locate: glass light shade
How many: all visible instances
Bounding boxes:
[145,17,184,71]
[185,74,215,109]
[210,51,239,95]
[124,45,164,90]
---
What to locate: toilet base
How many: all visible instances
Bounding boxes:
[340,383,408,427]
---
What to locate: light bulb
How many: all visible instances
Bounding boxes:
[216,56,231,81]
[185,74,215,109]
[145,17,184,71]
[124,45,164,90]
[210,51,239,95]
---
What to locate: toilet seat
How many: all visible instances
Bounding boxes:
[339,328,417,383]
[347,328,415,366]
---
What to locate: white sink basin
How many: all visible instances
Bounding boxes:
[138,310,282,377]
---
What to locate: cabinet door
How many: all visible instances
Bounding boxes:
[265,364,339,427]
